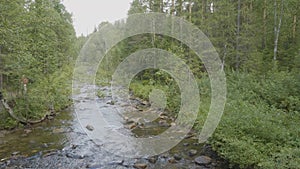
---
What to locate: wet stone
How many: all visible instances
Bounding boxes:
[133,163,147,169]
[86,163,102,169]
[195,156,212,166]
[66,153,85,159]
[125,123,137,129]
[183,143,190,146]
[21,134,28,137]
[24,129,32,134]
[71,144,78,149]
[193,142,200,146]
[147,156,158,164]
[158,120,171,127]
[42,143,48,148]
[174,154,182,161]
[106,100,115,105]
[168,157,177,163]
[189,149,198,157]
[52,128,65,134]
[11,152,20,156]
[141,101,148,105]
[108,160,124,165]
[86,125,94,131]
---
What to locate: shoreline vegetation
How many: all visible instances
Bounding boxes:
[1,0,299,168]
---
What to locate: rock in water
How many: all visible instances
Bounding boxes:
[133,163,147,169]
[11,151,20,156]
[147,156,158,164]
[24,129,32,134]
[174,154,182,161]
[195,156,212,165]
[168,157,177,163]
[86,125,94,131]
[188,149,198,157]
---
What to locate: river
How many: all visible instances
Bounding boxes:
[0,86,229,169]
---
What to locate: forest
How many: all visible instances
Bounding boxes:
[0,0,299,168]
[0,0,79,126]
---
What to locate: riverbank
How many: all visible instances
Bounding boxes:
[0,86,231,169]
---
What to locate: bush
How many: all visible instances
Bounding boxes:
[0,65,73,128]
[206,71,300,168]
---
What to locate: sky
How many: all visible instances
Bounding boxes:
[62,0,132,36]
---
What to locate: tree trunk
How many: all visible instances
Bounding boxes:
[1,99,27,124]
[171,0,175,15]
[0,46,2,90]
[263,0,267,49]
[221,44,227,71]
[189,1,193,22]
[177,0,183,16]
[293,15,297,40]
[236,0,241,70]
[202,0,207,21]
[1,98,53,124]
[274,0,284,61]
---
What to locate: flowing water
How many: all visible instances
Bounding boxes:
[0,86,229,169]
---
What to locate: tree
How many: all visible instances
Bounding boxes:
[273,0,284,61]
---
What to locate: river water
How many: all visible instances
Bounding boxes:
[0,86,229,169]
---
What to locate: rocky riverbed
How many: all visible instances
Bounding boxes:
[0,86,230,169]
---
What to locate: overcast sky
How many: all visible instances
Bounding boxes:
[62,0,132,36]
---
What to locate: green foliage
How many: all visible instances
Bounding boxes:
[128,70,299,169]
[96,90,105,98]
[206,71,300,169]
[94,1,300,167]
[0,0,76,128]
[129,71,181,114]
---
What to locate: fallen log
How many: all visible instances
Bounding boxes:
[0,98,52,125]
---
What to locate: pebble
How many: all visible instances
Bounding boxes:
[183,143,189,146]
[86,163,102,168]
[108,160,124,165]
[66,153,85,159]
[106,100,115,105]
[188,149,198,157]
[21,134,28,137]
[52,128,65,134]
[24,129,32,134]
[125,123,137,129]
[194,156,212,165]
[11,151,20,156]
[158,120,171,127]
[174,154,182,161]
[71,144,78,149]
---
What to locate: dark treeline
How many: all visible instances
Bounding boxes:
[126,0,300,71]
